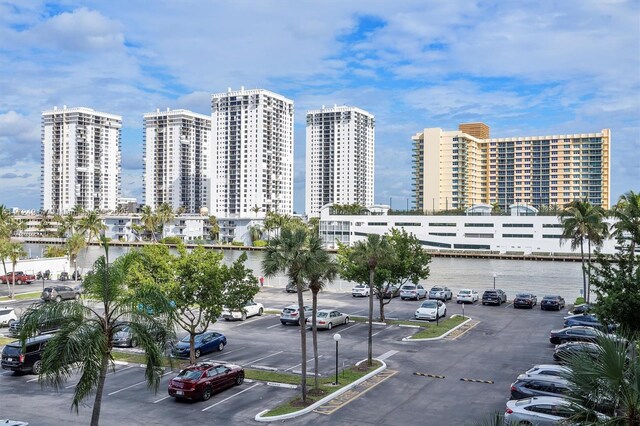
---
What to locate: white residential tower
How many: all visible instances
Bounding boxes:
[143,108,212,213]
[210,88,294,217]
[41,106,122,213]
[305,105,375,217]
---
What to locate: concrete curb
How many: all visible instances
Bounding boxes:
[401,315,473,342]
[254,358,387,422]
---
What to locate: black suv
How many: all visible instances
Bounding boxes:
[1,334,53,374]
[8,317,64,338]
[481,289,507,306]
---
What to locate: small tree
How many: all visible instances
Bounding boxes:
[7,241,27,298]
[66,233,86,279]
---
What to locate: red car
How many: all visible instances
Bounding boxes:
[168,363,244,401]
[0,271,35,284]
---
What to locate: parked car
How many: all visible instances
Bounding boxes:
[171,331,226,359]
[351,284,370,297]
[1,334,53,374]
[553,341,602,362]
[549,326,609,345]
[137,300,177,316]
[510,376,570,400]
[74,283,85,294]
[0,307,18,327]
[280,304,313,325]
[41,285,80,302]
[8,317,64,338]
[305,309,349,330]
[518,364,570,380]
[505,396,607,426]
[513,293,538,309]
[541,295,565,311]
[0,271,36,285]
[58,272,69,281]
[168,362,244,401]
[481,289,507,305]
[221,301,264,321]
[415,299,447,321]
[400,284,427,300]
[428,286,452,301]
[285,282,309,293]
[569,303,591,315]
[382,284,401,299]
[563,314,616,332]
[111,322,167,348]
[456,289,478,304]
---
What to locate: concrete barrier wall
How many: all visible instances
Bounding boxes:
[1,257,69,276]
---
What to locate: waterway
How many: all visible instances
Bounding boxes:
[22,243,585,303]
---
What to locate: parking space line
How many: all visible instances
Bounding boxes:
[201,383,261,412]
[153,395,172,404]
[243,351,283,366]
[231,316,271,327]
[266,323,281,329]
[26,377,39,383]
[372,326,392,337]
[504,303,513,308]
[65,365,136,389]
[340,324,358,333]
[348,310,364,315]
[107,370,173,396]
[284,355,323,372]
[376,350,398,361]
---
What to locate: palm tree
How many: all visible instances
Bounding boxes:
[612,190,640,262]
[156,203,174,240]
[560,198,607,303]
[38,209,51,237]
[52,213,66,237]
[66,233,87,279]
[78,211,106,278]
[70,205,84,216]
[349,234,393,366]
[262,227,316,403]
[560,331,639,424]
[247,224,263,244]
[208,215,220,242]
[141,205,158,242]
[19,240,172,426]
[250,205,261,217]
[304,234,337,389]
[6,241,27,299]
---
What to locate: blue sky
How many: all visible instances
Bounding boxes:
[0,0,638,213]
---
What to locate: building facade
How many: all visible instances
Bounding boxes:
[412,123,611,212]
[143,109,212,213]
[41,106,122,213]
[305,105,375,217]
[210,88,294,217]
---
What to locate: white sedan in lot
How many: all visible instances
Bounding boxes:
[415,300,447,321]
[221,301,264,321]
[351,284,370,297]
[456,289,479,303]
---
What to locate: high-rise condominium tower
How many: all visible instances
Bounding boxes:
[211,88,294,217]
[41,106,122,213]
[412,123,611,212]
[143,108,212,213]
[305,105,375,217]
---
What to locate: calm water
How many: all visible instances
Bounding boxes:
[24,244,585,302]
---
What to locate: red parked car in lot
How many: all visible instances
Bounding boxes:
[0,271,36,285]
[168,363,244,401]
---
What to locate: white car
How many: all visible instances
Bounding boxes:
[505,396,608,425]
[456,289,478,303]
[400,284,427,300]
[351,284,370,297]
[0,307,18,327]
[518,364,570,381]
[414,300,447,321]
[221,301,264,321]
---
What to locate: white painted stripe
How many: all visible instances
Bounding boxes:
[153,395,172,404]
[283,355,323,372]
[340,324,358,333]
[27,377,39,383]
[107,370,172,395]
[250,365,278,371]
[372,326,391,337]
[266,323,281,329]
[376,350,398,361]
[243,351,283,366]
[267,382,297,389]
[66,365,135,389]
[201,383,260,411]
[348,310,364,315]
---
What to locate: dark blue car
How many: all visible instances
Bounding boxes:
[563,314,615,332]
[172,331,226,359]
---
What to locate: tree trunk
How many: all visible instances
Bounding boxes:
[367,269,374,367]
[580,240,587,303]
[2,259,9,298]
[311,289,319,390]
[378,296,385,322]
[296,283,307,402]
[11,262,16,298]
[189,332,196,365]
[90,352,110,426]
[587,239,592,303]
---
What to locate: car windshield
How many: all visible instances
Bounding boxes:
[402,285,415,290]
[431,287,443,292]
[43,288,52,292]
[177,369,202,380]
[460,290,471,295]
[0,309,13,315]
[3,345,20,356]
[543,295,558,300]
[317,312,328,318]
[516,293,530,298]
[420,301,437,308]
[484,292,496,295]
[283,308,295,314]
[117,325,131,333]
[181,334,207,343]
[354,285,365,289]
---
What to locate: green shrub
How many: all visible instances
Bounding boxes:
[160,236,183,245]
[253,240,267,247]
[231,241,244,246]
[574,296,586,305]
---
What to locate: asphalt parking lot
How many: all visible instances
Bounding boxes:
[0,287,568,425]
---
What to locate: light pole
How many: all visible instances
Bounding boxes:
[333,333,341,385]
[493,273,497,290]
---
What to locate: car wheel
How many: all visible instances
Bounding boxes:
[218,342,225,351]
[235,371,244,386]
[352,294,356,297]
[344,317,349,325]
[280,320,286,325]
[32,360,42,375]
[202,386,212,401]
[258,308,263,316]
[17,279,23,285]
[131,339,138,348]
[241,313,247,321]
[194,349,201,358]
[55,296,62,303]
[443,309,447,317]
[8,319,15,327]
[74,294,80,300]
[224,317,231,321]
[456,300,460,304]
[327,322,332,330]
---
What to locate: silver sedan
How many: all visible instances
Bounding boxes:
[306,309,350,330]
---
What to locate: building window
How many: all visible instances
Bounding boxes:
[502,234,534,238]
[464,223,494,227]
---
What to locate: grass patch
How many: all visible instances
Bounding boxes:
[0,336,16,346]
[574,297,585,305]
[409,315,468,339]
[262,360,382,417]
[348,316,425,328]
[0,291,42,301]
[264,309,281,315]
[245,369,301,385]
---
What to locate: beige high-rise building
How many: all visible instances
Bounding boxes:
[412,123,610,212]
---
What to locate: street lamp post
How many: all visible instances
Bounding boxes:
[493,273,497,290]
[333,333,341,385]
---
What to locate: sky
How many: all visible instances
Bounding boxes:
[0,0,638,214]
